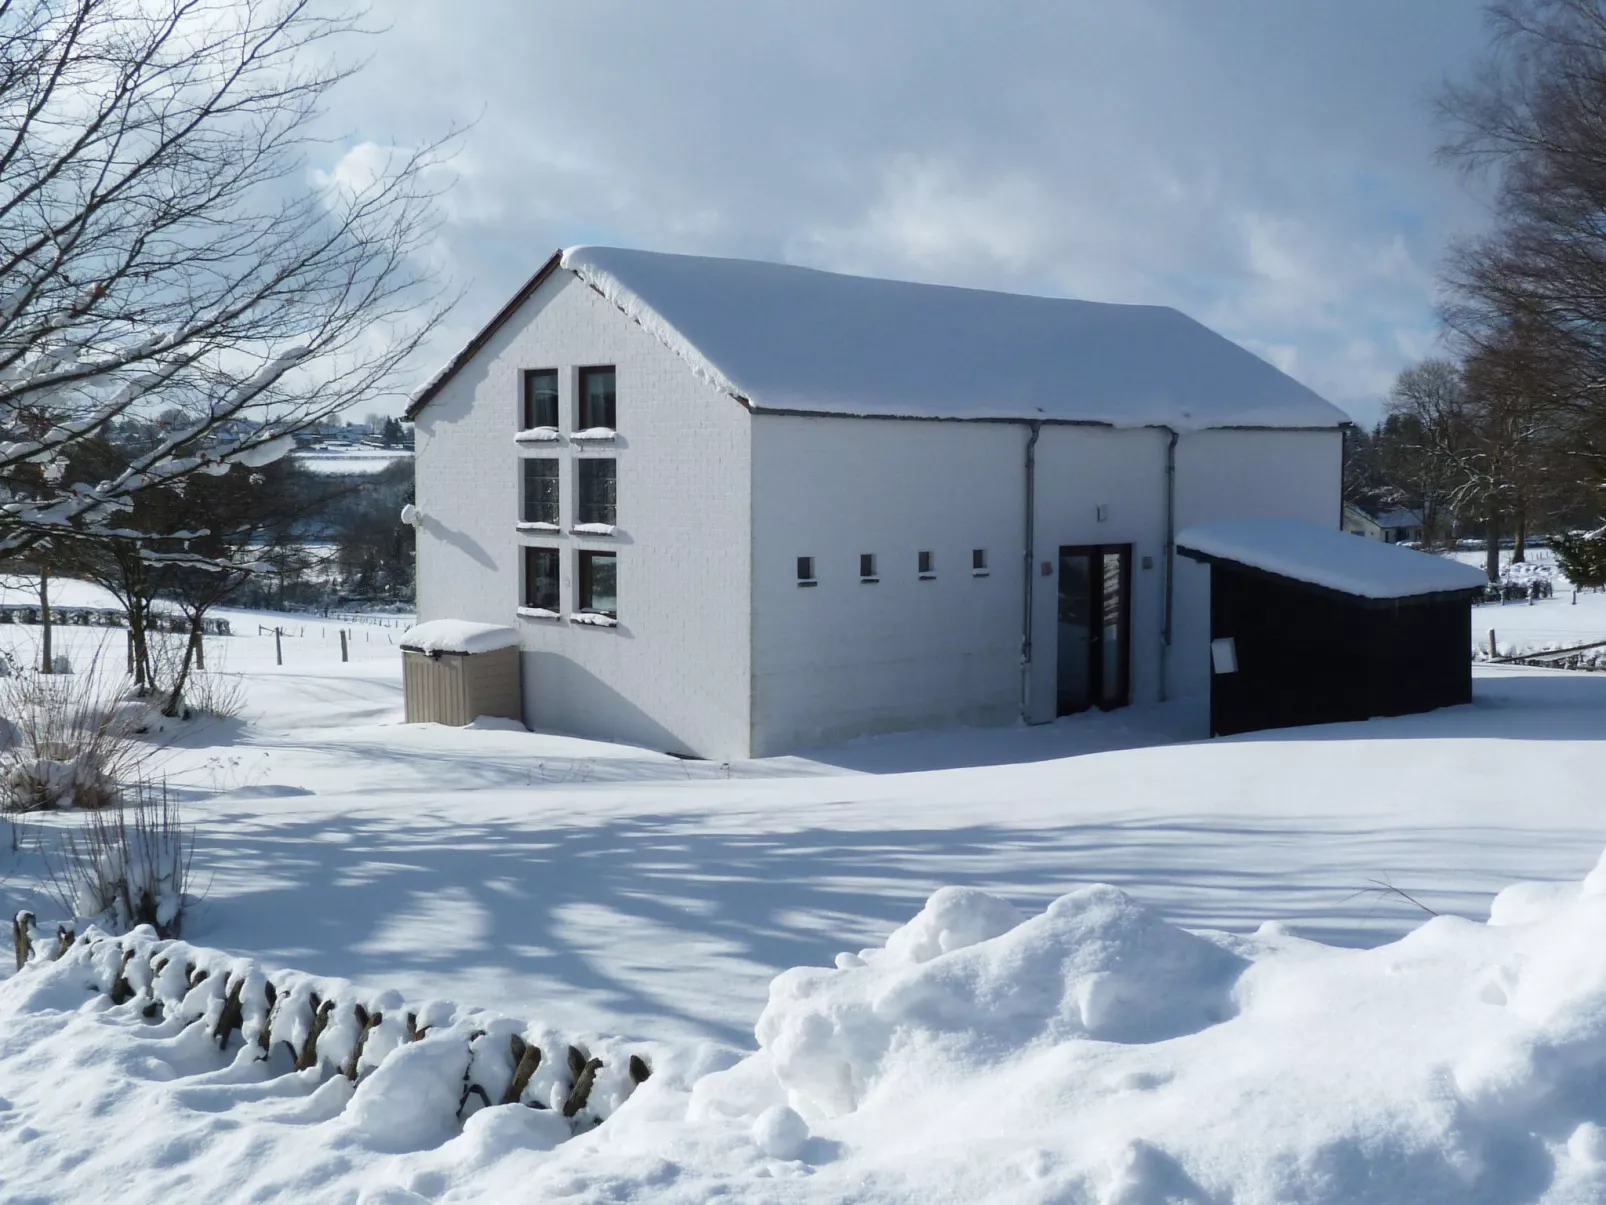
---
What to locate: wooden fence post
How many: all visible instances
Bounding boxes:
[339,630,348,662]
[1489,629,1497,658]
[275,627,283,666]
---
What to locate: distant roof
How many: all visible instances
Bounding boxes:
[1347,504,1424,529]
[1178,517,1488,601]
[408,246,1349,431]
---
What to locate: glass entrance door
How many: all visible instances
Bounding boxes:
[1056,544,1131,716]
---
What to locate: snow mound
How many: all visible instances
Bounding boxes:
[704,884,1245,1120]
[400,620,519,656]
[687,861,1606,1201]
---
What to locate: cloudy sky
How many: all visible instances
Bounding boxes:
[330,1,1495,425]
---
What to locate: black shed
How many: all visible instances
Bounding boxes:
[1177,518,1488,737]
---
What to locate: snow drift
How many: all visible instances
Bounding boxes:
[11,860,1606,1201]
[686,861,1606,1203]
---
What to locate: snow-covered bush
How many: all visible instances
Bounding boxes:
[0,655,142,811]
[141,631,244,720]
[42,782,195,938]
[183,663,245,721]
[1553,530,1606,590]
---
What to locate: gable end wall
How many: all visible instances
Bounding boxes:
[413,270,753,757]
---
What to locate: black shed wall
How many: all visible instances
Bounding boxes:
[1208,564,1472,737]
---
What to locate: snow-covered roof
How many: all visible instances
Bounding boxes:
[400,620,520,655]
[561,247,1345,430]
[408,246,1348,431]
[1177,517,1488,600]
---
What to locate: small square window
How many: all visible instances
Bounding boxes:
[523,546,559,611]
[578,550,617,618]
[578,366,616,430]
[797,556,816,584]
[972,548,988,574]
[577,458,616,526]
[522,369,558,430]
[860,553,877,581]
[521,457,559,525]
[918,550,933,576]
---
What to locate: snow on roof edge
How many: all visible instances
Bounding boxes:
[562,245,746,404]
[1177,517,1488,600]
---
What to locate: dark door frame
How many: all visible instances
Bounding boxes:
[1057,543,1133,715]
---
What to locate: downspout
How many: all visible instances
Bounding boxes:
[1020,421,1042,722]
[1159,426,1179,702]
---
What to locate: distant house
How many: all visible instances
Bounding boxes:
[406,246,1350,758]
[1343,504,1424,544]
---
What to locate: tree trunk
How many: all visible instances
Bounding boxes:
[38,563,51,673]
[128,603,148,691]
[1485,503,1502,583]
[1513,496,1527,563]
[161,616,201,718]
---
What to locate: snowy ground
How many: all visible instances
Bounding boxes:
[1436,548,1606,659]
[2,596,1605,1201]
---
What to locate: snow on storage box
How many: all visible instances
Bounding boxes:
[1177,519,1485,737]
[400,621,522,727]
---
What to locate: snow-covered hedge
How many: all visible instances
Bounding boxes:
[7,919,654,1142]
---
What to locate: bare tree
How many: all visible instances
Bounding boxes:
[0,0,450,560]
[1439,2,1606,439]
[1384,354,1555,580]
[1385,360,1476,549]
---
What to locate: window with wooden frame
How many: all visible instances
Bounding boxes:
[522,369,558,429]
[523,547,560,611]
[578,550,617,618]
[521,458,559,525]
[577,366,616,430]
[577,458,616,526]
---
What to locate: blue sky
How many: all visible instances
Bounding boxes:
[331,1,1494,426]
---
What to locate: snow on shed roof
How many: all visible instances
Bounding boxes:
[560,247,1346,430]
[1177,517,1488,600]
[400,620,520,655]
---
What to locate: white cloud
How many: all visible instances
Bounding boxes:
[318,0,1492,421]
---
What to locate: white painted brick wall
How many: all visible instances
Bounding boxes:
[750,415,1025,755]
[417,266,1342,758]
[415,270,752,758]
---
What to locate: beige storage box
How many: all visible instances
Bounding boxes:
[400,620,523,726]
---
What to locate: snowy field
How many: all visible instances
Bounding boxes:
[2,592,1606,1201]
[1451,548,1606,660]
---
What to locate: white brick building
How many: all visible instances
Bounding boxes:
[407,246,1349,758]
